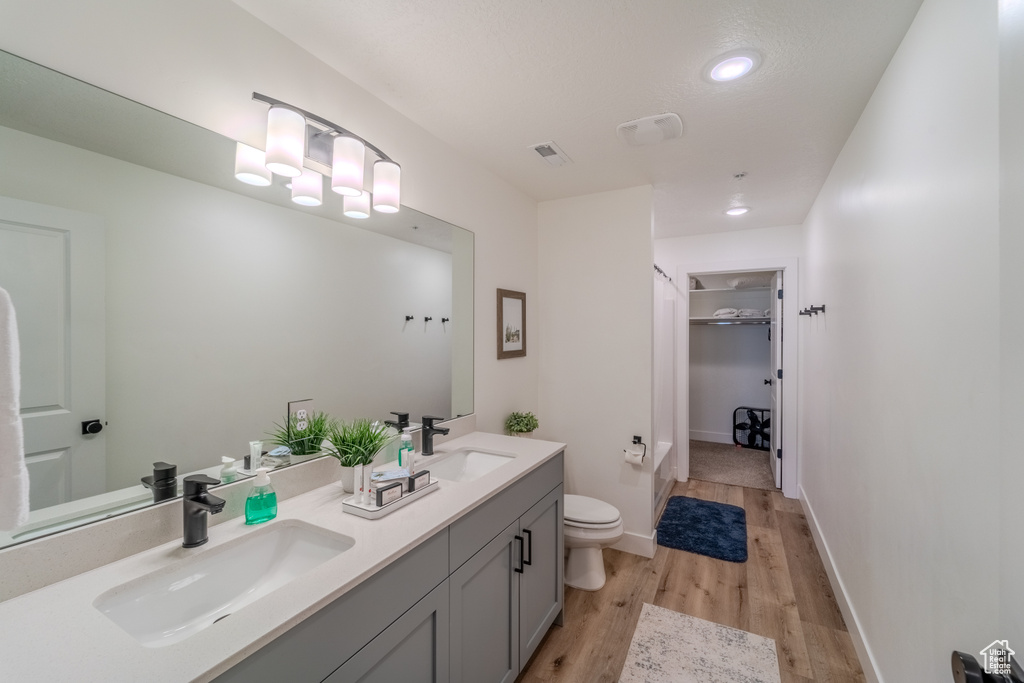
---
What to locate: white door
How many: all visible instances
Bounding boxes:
[769,271,783,489]
[0,196,105,510]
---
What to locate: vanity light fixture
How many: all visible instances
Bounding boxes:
[238,93,402,215]
[372,160,401,213]
[343,190,371,219]
[291,168,323,206]
[264,105,306,177]
[725,206,750,216]
[704,50,761,83]
[233,143,272,186]
[332,135,365,197]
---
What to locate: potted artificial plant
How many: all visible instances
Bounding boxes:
[505,411,539,438]
[267,411,336,464]
[323,419,398,493]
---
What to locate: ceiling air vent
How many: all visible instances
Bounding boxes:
[616,113,683,146]
[529,141,572,167]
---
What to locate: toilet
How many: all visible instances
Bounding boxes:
[563,494,624,591]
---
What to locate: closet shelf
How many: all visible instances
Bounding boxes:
[689,317,770,325]
[689,287,770,293]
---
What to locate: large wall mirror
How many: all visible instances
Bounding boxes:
[0,50,474,548]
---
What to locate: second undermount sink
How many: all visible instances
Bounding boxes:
[425,448,515,482]
[94,520,353,648]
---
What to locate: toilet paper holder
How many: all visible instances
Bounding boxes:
[624,436,647,465]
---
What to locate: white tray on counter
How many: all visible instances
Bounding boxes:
[341,478,439,519]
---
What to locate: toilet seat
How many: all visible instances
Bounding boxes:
[565,518,622,531]
[565,494,621,526]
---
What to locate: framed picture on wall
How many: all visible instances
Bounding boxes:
[497,288,526,359]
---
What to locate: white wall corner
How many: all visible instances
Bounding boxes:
[613,529,656,559]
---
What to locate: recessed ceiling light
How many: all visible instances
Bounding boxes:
[725,206,750,216]
[705,50,761,83]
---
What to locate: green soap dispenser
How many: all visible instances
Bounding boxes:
[245,467,277,525]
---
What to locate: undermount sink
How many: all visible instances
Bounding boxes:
[424,449,515,482]
[94,520,353,648]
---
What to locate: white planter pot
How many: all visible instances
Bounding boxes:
[339,466,356,493]
[512,431,534,438]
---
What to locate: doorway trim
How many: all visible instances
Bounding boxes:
[674,256,799,498]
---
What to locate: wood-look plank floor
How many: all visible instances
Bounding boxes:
[516,479,865,683]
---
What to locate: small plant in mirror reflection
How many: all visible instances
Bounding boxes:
[504,411,539,435]
[267,411,336,456]
[324,419,398,467]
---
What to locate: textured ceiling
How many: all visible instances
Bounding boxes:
[232,0,923,238]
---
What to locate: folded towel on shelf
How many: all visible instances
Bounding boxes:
[737,308,763,317]
[713,308,739,318]
[0,287,29,531]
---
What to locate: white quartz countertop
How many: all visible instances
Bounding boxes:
[0,432,564,682]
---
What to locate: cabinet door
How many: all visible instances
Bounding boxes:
[450,521,520,683]
[324,580,450,683]
[518,485,563,666]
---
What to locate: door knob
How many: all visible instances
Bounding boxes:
[764,378,772,386]
[81,419,104,435]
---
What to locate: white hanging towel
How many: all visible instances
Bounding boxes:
[0,287,29,530]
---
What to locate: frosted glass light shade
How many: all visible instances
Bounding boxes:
[332,136,365,197]
[343,191,371,219]
[234,143,272,186]
[372,160,401,213]
[291,168,323,206]
[265,105,305,177]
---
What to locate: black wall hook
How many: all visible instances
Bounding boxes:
[441,317,450,323]
[424,316,432,322]
[405,315,414,322]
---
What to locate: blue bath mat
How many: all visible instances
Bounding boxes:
[657,496,747,562]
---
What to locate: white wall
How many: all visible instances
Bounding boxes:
[0,0,539,435]
[0,125,454,489]
[538,186,655,555]
[689,325,771,444]
[655,224,804,267]
[999,0,1024,649]
[798,1,1000,680]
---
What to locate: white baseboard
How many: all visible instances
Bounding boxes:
[799,485,883,683]
[613,529,656,559]
[689,430,732,444]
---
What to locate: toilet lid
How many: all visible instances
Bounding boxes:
[564,494,620,525]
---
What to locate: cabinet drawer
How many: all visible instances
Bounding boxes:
[448,452,563,571]
[212,529,449,683]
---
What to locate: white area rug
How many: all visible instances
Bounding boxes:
[620,603,781,683]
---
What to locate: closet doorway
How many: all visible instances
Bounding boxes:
[675,258,799,498]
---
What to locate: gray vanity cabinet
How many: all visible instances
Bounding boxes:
[517,485,564,666]
[449,481,564,683]
[449,521,520,683]
[323,580,450,683]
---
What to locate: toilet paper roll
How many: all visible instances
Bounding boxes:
[624,448,644,466]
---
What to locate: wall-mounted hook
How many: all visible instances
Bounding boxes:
[405,315,414,322]
[424,316,432,322]
[810,305,826,314]
[800,308,813,316]
[441,317,450,323]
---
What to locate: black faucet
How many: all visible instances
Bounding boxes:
[420,415,450,456]
[141,461,178,503]
[182,474,225,548]
[384,411,410,430]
